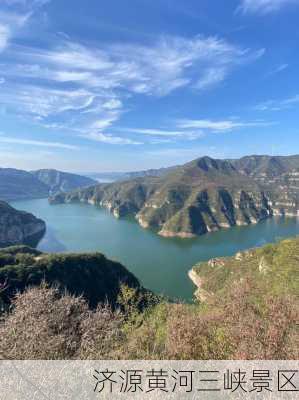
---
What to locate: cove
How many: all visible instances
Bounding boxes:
[11,198,299,301]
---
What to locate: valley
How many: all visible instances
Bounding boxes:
[11,198,299,300]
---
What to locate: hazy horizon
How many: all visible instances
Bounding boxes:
[2,152,299,175]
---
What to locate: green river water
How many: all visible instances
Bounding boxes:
[11,198,299,301]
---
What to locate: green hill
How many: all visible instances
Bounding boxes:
[190,236,299,302]
[0,202,45,248]
[50,154,299,238]
[0,245,144,308]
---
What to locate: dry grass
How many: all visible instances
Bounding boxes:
[0,282,297,360]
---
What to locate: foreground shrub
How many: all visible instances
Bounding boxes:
[166,304,233,359]
[78,305,124,359]
[0,282,297,360]
[0,285,88,359]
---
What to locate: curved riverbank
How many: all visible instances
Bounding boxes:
[11,198,299,301]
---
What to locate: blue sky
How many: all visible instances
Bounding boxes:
[0,0,298,172]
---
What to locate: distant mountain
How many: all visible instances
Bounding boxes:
[0,201,45,248]
[87,166,175,182]
[231,154,299,179]
[31,169,96,195]
[0,168,97,201]
[0,168,49,201]
[50,154,299,238]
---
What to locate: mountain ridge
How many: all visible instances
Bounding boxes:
[50,154,299,238]
[0,168,97,201]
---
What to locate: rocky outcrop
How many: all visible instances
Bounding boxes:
[50,155,299,238]
[0,201,46,248]
[189,236,299,301]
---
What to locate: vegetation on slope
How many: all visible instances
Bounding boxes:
[0,202,46,248]
[0,246,146,308]
[0,237,297,360]
[191,236,298,301]
[50,155,299,238]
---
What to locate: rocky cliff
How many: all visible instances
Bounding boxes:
[0,201,46,247]
[189,236,298,302]
[50,155,299,238]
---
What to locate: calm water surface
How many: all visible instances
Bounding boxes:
[11,198,299,301]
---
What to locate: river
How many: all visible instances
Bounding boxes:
[11,198,299,301]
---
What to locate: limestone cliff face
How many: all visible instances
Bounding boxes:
[0,201,46,247]
[49,155,299,238]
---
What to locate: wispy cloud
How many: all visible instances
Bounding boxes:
[0,32,265,145]
[121,128,203,140]
[0,24,9,52]
[267,63,288,76]
[196,67,227,90]
[255,94,299,111]
[239,0,299,14]
[84,132,142,145]
[0,135,78,149]
[11,36,265,96]
[0,0,49,52]
[0,10,30,52]
[176,118,273,132]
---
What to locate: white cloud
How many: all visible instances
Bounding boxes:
[176,118,273,131]
[0,11,30,52]
[0,33,265,147]
[1,84,97,118]
[84,132,142,145]
[90,114,122,131]
[283,94,299,105]
[196,67,227,90]
[0,136,78,150]
[0,24,10,51]
[0,0,49,52]
[239,0,299,14]
[12,35,264,96]
[268,63,289,76]
[121,128,203,140]
[255,94,299,111]
[102,99,123,110]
